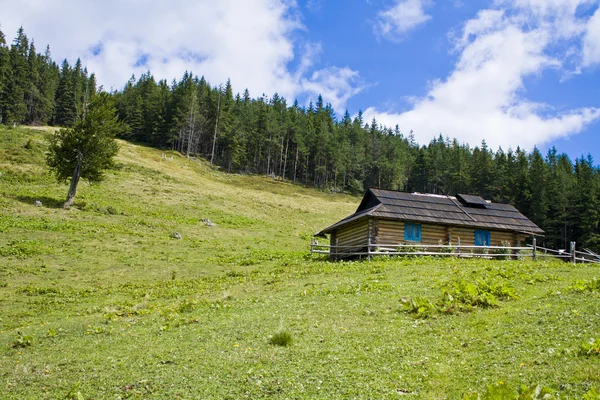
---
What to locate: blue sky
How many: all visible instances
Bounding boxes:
[2,0,600,161]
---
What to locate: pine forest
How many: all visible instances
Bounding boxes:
[1,26,599,253]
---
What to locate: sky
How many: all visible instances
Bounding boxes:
[2,0,600,161]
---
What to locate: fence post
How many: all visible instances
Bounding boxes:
[532,237,537,261]
[368,237,371,261]
[457,237,461,257]
[570,241,576,264]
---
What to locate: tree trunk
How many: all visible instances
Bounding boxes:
[282,137,289,181]
[64,152,83,208]
[279,136,284,180]
[266,133,272,176]
[293,147,298,184]
[211,87,221,165]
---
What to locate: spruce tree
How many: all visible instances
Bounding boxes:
[0,27,9,122]
[5,27,29,123]
[528,147,550,230]
[54,59,77,126]
[573,156,600,251]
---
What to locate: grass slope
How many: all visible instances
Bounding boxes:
[0,126,599,399]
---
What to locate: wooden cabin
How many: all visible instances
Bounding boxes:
[315,189,544,260]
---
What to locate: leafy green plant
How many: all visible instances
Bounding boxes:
[584,387,600,400]
[517,384,556,399]
[177,298,198,313]
[397,242,420,255]
[463,382,556,399]
[11,332,34,348]
[494,240,512,260]
[438,239,454,254]
[578,338,600,356]
[0,239,49,259]
[65,382,85,400]
[268,330,293,347]
[438,278,516,313]
[569,277,599,293]
[400,296,437,318]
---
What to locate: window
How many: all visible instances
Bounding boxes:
[404,223,421,242]
[475,230,490,246]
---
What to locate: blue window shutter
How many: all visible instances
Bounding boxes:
[404,223,422,242]
[475,230,490,246]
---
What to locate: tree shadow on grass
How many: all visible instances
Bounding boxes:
[14,195,64,209]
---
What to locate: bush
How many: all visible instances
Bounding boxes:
[494,240,512,260]
[438,239,454,254]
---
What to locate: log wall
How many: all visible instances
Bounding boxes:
[330,218,532,259]
[371,218,529,247]
[330,218,371,259]
[375,219,405,244]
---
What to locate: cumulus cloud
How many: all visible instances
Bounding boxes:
[0,0,362,109]
[583,6,600,66]
[301,66,366,112]
[365,1,600,150]
[374,0,432,40]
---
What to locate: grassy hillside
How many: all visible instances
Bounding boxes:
[0,126,599,399]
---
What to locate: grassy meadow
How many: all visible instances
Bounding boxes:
[0,125,599,399]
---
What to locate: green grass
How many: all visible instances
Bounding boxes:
[0,125,599,399]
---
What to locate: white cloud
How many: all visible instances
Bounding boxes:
[583,7,600,66]
[0,0,362,109]
[301,66,366,112]
[365,1,600,150]
[374,0,432,40]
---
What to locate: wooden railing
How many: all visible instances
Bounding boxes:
[310,238,600,264]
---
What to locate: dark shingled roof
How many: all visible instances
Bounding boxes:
[316,189,544,236]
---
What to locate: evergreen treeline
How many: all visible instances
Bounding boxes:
[0,27,95,126]
[1,26,599,252]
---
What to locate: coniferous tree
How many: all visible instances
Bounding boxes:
[0,27,10,122]
[4,27,29,123]
[54,59,77,126]
[545,149,575,249]
[528,147,550,230]
[34,45,59,124]
[573,156,600,250]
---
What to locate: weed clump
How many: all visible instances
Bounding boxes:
[569,277,599,293]
[584,387,600,399]
[439,278,516,313]
[400,296,437,318]
[11,332,34,348]
[463,382,556,399]
[579,338,600,357]
[268,330,293,347]
[493,240,512,260]
[400,278,517,317]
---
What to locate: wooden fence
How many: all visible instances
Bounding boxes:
[310,238,600,264]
